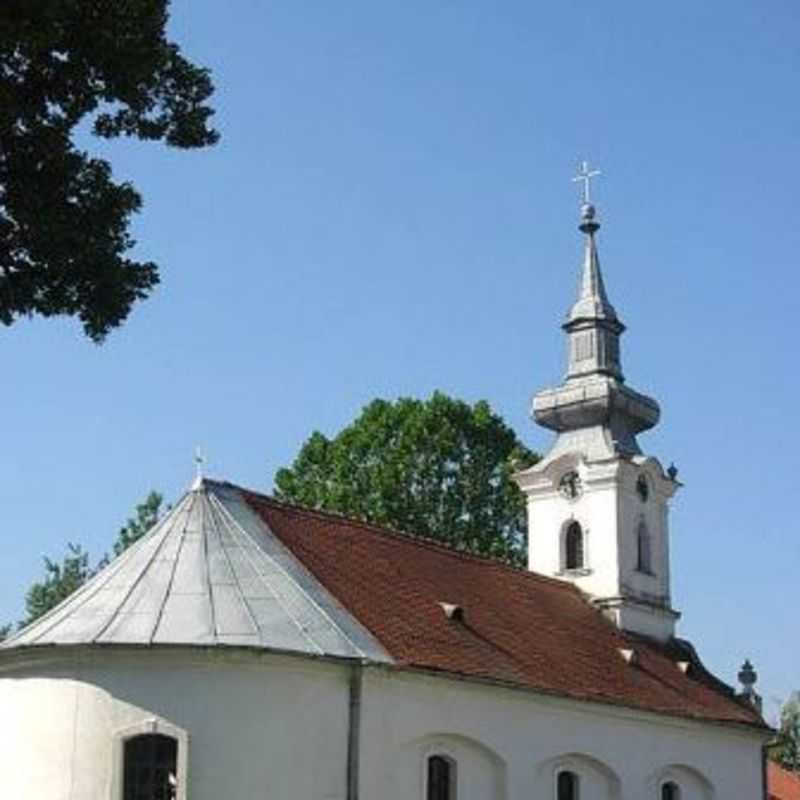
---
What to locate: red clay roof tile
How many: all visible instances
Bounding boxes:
[769,762,800,800]
[239,486,766,730]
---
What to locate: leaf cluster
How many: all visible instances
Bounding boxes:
[23,541,93,625]
[14,490,164,629]
[113,490,163,556]
[770,692,800,773]
[275,392,539,564]
[0,0,218,339]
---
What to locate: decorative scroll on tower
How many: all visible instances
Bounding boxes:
[516,167,681,642]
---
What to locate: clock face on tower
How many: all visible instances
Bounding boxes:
[559,470,582,501]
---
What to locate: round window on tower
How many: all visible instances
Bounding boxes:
[636,474,649,502]
[559,471,582,501]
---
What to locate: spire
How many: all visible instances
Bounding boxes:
[530,165,660,455]
[567,203,620,326]
[562,193,625,382]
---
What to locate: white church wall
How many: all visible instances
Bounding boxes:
[360,667,766,800]
[0,648,351,800]
[615,462,671,605]
[397,733,507,800]
[526,477,621,599]
[0,649,766,800]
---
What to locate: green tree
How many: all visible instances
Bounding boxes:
[275,392,538,563]
[20,490,163,626]
[24,542,93,625]
[113,490,163,556]
[0,624,10,641]
[0,0,218,341]
[770,692,800,772]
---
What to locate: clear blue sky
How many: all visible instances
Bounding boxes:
[1,1,797,721]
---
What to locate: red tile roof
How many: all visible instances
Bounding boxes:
[240,486,766,730]
[769,762,800,800]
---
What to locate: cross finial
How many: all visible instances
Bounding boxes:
[194,447,206,483]
[572,160,601,204]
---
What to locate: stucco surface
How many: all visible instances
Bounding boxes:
[0,649,767,800]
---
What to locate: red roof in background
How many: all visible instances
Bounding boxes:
[240,486,766,730]
[769,763,800,800]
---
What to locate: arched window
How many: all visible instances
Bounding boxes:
[427,754,456,800]
[661,781,681,800]
[124,734,178,800]
[557,769,580,800]
[565,522,584,570]
[636,521,651,573]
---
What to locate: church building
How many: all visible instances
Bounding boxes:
[0,183,770,799]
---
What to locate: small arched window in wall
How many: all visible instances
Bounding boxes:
[427,754,456,800]
[123,733,178,800]
[557,769,580,800]
[661,781,681,800]
[636,521,652,574]
[565,522,584,571]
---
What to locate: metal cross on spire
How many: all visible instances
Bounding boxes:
[572,160,601,204]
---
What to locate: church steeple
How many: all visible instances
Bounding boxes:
[563,203,625,382]
[532,183,660,459]
[516,167,681,642]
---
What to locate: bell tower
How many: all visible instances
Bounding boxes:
[515,167,681,642]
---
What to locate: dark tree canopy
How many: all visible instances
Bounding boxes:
[0,0,218,340]
[275,392,539,564]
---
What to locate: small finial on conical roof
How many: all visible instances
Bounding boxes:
[191,447,206,491]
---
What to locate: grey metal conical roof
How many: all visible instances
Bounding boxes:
[2,481,390,661]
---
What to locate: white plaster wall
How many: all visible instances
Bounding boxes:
[527,479,621,599]
[0,651,766,800]
[0,649,350,800]
[616,463,671,604]
[360,668,766,800]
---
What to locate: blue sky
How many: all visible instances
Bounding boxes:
[1,0,797,720]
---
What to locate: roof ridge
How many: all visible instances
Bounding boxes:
[209,479,583,594]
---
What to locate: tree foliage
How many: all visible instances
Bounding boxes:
[19,490,164,627]
[24,542,93,625]
[113,490,163,556]
[0,0,218,340]
[275,392,539,563]
[770,692,800,772]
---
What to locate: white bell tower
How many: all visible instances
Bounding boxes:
[516,168,681,642]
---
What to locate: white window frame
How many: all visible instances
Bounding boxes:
[110,717,189,800]
[553,765,581,800]
[421,742,458,800]
[560,518,591,576]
